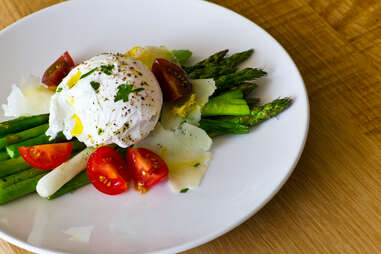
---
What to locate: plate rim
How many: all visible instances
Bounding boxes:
[0,0,310,253]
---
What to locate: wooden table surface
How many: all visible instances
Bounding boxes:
[1,0,381,253]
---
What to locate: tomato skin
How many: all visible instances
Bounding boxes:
[41,51,75,90]
[152,58,192,102]
[126,148,169,192]
[18,142,73,170]
[87,146,129,195]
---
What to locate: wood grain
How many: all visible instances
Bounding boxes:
[1,0,381,253]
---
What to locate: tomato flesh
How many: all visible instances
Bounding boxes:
[18,142,73,170]
[41,51,75,90]
[152,58,192,101]
[126,148,169,193]
[87,146,129,195]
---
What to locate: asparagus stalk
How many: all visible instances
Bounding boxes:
[0,157,30,178]
[6,132,66,158]
[215,68,267,92]
[47,170,90,200]
[230,83,258,97]
[184,49,228,73]
[0,150,9,161]
[172,50,192,66]
[188,65,237,79]
[0,123,49,149]
[0,174,45,205]
[202,89,250,116]
[221,98,292,126]
[218,49,254,68]
[0,168,46,189]
[199,119,249,137]
[202,99,250,116]
[0,114,49,137]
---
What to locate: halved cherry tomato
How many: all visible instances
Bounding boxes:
[87,146,129,195]
[18,142,73,170]
[152,58,192,101]
[126,148,169,193]
[41,51,75,90]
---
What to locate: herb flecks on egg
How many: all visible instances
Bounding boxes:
[115,83,145,103]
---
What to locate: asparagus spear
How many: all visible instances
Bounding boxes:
[202,99,250,116]
[221,98,292,126]
[218,49,254,69]
[47,170,90,200]
[172,50,192,66]
[0,174,46,205]
[0,123,49,149]
[0,168,46,189]
[0,157,30,178]
[188,65,237,79]
[0,114,49,137]
[6,132,66,158]
[0,151,9,161]
[230,83,258,97]
[199,119,249,137]
[184,49,228,73]
[215,68,267,92]
[187,49,255,79]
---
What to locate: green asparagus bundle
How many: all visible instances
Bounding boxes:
[0,114,49,137]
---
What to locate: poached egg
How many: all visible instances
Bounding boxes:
[47,53,162,147]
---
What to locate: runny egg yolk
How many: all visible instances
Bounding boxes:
[67,71,82,88]
[71,114,83,136]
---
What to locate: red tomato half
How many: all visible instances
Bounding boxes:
[18,142,73,170]
[126,148,169,193]
[41,51,75,90]
[152,58,192,101]
[87,146,129,195]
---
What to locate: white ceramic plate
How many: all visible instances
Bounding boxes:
[0,0,309,253]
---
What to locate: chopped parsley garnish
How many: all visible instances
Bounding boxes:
[56,87,63,93]
[90,81,100,93]
[80,68,97,79]
[100,64,114,75]
[193,163,200,167]
[114,83,145,102]
[97,128,103,135]
[180,188,189,193]
[105,98,109,101]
